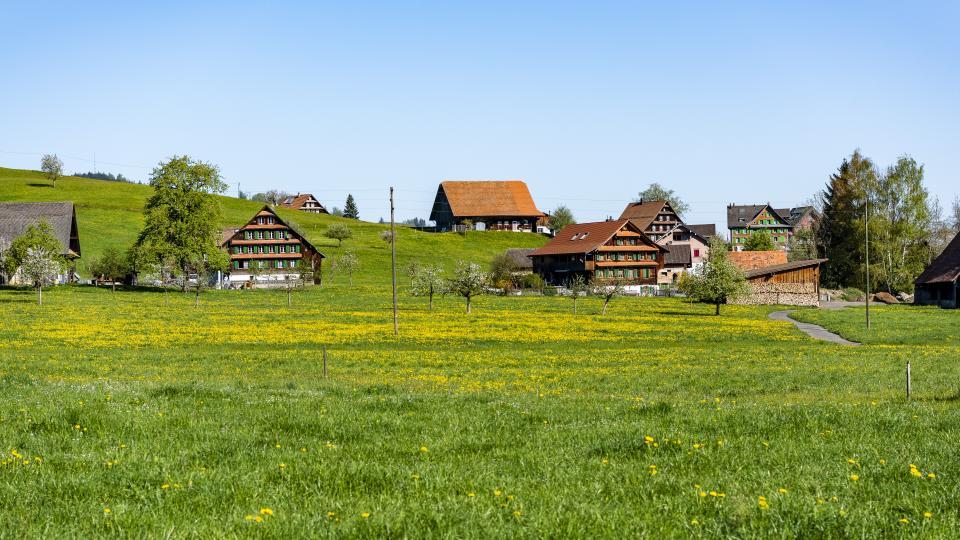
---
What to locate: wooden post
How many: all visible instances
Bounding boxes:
[323,346,328,379]
[906,361,911,400]
[390,187,399,336]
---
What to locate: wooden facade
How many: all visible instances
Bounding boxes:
[221,206,324,287]
[914,232,960,309]
[529,220,666,287]
[727,204,794,251]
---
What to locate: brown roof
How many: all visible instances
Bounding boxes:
[916,233,960,284]
[221,227,240,245]
[664,245,692,266]
[529,220,665,256]
[436,180,544,218]
[280,193,326,212]
[729,250,788,271]
[744,259,828,279]
[505,248,535,270]
[618,200,668,230]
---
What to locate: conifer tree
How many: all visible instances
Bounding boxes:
[343,194,359,219]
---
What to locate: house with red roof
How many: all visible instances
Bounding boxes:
[429,180,547,233]
[280,193,328,214]
[528,219,666,290]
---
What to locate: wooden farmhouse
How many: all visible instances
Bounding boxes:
[280,193,328,214]
[727,204,794,251]
[429,180,547,233]
[728,250,827,306]
[618,200,715,284]
[618,199,684,243]
[528,219,666,292]
[0,201,81,285]
[221,206,324,288]
[914,232,960,308]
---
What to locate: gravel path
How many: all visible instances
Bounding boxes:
[769,310,860,346]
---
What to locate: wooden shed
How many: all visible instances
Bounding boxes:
[731,259,827,307]
[914,233,960,309]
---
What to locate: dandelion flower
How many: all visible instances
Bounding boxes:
[849,474,859,482]
[899,518,910,524]
[361,512,370,519]
[419,446,429,453]
[924,512,932,519]
[260,508,273,516]
[777,488,788,494]
[758,496,769,509]
[103,508,111,515]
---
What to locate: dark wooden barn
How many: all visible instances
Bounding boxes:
[915,233,960,309]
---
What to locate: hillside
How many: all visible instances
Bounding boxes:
[0,166,547,282]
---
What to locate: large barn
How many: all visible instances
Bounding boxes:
[914,233,960,309]
[428,180,547,233]
[0,201,81,285]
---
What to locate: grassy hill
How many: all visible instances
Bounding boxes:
[0,166,547,282]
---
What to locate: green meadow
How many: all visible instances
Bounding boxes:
[2,167,960,538]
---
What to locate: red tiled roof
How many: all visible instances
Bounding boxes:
[916,233,960,284]
[439,180,544,218]
[280,193,325,211]
[529,220,664,256]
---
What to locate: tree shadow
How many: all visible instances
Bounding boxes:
[26,183,53,188]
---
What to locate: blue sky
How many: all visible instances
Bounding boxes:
[1,1,957,226]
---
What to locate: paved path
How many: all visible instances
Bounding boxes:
[769,310,860,346]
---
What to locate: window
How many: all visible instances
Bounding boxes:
[694,249,700,257]
[290,260,297,268]
[268,245,275,254]
[279,245,286,253]
[258,246,265,254]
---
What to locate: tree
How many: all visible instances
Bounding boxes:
[566,274,590,314]
[871,156,934,293]
[549,206,576,234]
[636,183,689,217]
[379,230,394,243]
[678,237,749,315]
[448,261,488,314]
[343,194,359,219]
[330,207,344,217]
[132,156,228,292]
[21,247,63,305]
[0,237,10,284]
[743,230,776,251]
[184,251,228,307]
[323,223,353,247]
[251,190,291,205]
[7,220,65,279]
[41,154,63,187]
[334,251,359,286]
[408,263,446,310]
[489,253,518,291]
[788,227,818,261]
[951,196,960,233]
[592,279,625,316]
[817,150,877,289]
[88,246,131,292]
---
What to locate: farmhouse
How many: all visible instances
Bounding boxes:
[728,250,827,306]
[727,204,794,251]
[0,201,81,285]
[529,220,666,291]
[280,193,328,214]
[221,205,324,287]
[429,180,547,233]
[655,223,712,285]
[504,248,535,275]
[914,232,960,308]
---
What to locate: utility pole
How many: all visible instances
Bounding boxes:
[390,187,399,336]
[865,189,871,330]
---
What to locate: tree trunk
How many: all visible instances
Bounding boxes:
[602,297,609,316]
[428,290,433,310]
[573,298,578,314]
[37,285,42,305]
[112,281,116,293]
[466,295,471,314]
[195,284,200,307]
[287,287,292,307]
[715,302,721,316]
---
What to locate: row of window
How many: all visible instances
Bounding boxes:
[612,237,641,246]
[233,259,298,270]
[596,251,658,262]
[734,236,788,244]
[255,216,277,225]
[243,229,288,240]
[732,227,790,234]
[233,244,301,254]
[596,268,652,279]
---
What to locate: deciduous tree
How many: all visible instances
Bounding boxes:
[678,237,749,315]
[549,206,576,234]
[88,246,131,292]
[324,223,353,247]
[448,261,488,314]
[21,247,63,305]
[132,156,228,292]
[41,154,63,187]
[592,278,625,316]
[566,274,589,314]
[743,230,777,251]
[636,183,689,217]
[408,263,445,309]
[7,220,65,277]
[334,251,359,286]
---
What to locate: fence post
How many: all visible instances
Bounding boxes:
[906,361,911,400]
[323,346,328,379]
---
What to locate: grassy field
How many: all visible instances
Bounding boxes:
[2,282,959,538]
[4,165,960,537]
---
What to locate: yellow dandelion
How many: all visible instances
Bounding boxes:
[927,472,936,479]
[467,492,475,497]
[899,518,909,524]
[161,483,170,490]
[758,496,769,509]
[494,489,502,497]
[850,474,859,482]
[777,488,788,494]
[924,511,933,519]
[260,508,273,516]
[419,446,429,453]
[361,512,370,519]
[103,507,111,515]
[278,463,286,469]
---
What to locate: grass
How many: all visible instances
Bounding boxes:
[1,283,959,538]
[3,165,960,537]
